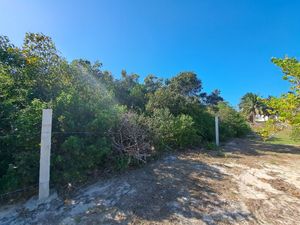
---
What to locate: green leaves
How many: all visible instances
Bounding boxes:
[168,72,202,96]
[217,102,251,139]
[0,33,250,195]
[146,108,198,149]
[253,56,300,141]
[272,57,300,94]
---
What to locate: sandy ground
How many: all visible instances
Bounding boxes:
[0,138,300,225]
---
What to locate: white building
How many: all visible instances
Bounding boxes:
[255,114,269,122]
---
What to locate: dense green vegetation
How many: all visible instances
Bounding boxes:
[0,33,250,194]
[266,57,300,141]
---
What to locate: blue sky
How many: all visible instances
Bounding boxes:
[1,0,299,106]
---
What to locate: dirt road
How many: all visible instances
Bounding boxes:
[1,138,300,225]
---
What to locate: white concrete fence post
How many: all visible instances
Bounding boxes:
[39,109,53,201]
[215,115,219,146]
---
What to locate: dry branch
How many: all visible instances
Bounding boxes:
[109,112,153,163]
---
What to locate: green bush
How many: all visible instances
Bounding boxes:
[186,105,215,142]
[0,33,251,196]
[217,102,251,140]
[0,99,46,193]
[256,119,281,141]
[49,87,121,187]
[145,108,198,149]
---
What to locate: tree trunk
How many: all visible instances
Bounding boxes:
[249,111,256,124]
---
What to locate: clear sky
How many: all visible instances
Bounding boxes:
[1,0,299,106]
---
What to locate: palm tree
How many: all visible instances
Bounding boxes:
[239,93,264,123]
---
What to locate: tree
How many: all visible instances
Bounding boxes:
[239,93,264,123]
[144,74,163,93]
[168,72,202,97]
[201,89,224,113]
[205,89,224,106]
[114,70,147,111]
[265,57,300,140]
[272,57,300,94]
[146,72,203,114]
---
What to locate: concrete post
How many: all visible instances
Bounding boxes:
[39,109,52,200]
[215,116,219,146]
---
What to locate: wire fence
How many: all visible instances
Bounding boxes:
[0,185,38,203]
[0,130,106,203]
[52,131,106,136]
[0,131,106,137]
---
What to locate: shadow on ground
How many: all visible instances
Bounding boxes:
[0,152,256,224]
[73,155,254,224]
[223,138,300,156]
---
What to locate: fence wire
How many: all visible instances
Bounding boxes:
[0,130,107,203]
[0,185,38,203]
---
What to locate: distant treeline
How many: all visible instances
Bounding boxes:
[0,33,250,194]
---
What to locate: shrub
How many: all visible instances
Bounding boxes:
[256,119,281,141]
[109,111,153,164]
[52,136,111,185]
[146,108,198,149]
[186,105,215,142]
[0,99,46,193]
[216,102,251,140]
[49,89,121,187]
